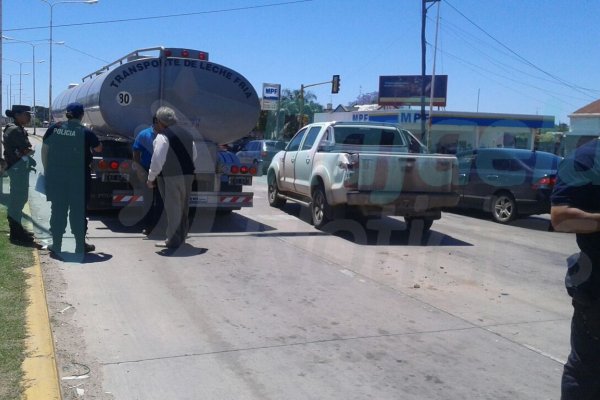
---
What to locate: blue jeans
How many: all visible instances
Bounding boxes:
[562,300,600,399]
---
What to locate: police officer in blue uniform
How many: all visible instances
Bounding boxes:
[42,102,102,257]
[2,105,37,245]
[551,137,600,399]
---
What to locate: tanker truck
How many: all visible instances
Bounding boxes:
[51,47,261,211]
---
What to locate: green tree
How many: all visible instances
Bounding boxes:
[270,88,324,139]
[349,91,379,106]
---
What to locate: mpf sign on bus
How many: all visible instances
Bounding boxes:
[261,83,281,111]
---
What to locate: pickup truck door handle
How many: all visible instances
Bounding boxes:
[305,158,311,164]
[486,174,499,180]
[459,173,467,178]
[291,157,296,164]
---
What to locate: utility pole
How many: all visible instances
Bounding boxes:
[421,0,440,143]
[1,0,4,194]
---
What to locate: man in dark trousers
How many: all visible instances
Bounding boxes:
[551,137,600,400]
[132,115,164,236]
[146,106,196,249]
[42,102,102,257]
[2,105,36,245]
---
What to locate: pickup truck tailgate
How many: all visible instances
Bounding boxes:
[357,153,457,193]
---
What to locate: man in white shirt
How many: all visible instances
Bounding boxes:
[147,107,197,248]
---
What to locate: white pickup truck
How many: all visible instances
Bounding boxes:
[267,121,460,231]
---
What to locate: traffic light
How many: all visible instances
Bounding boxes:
[331,75,340,94]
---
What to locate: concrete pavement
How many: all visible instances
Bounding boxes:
[17,146,577,399]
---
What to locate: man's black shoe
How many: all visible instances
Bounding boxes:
[75,242,96,254]
[10,233,35,245]
[48,248,64,261]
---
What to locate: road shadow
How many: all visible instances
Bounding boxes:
[89,208,277,235]
[279,203,472,247]
[47,251,113,264]
[446,208,553,232]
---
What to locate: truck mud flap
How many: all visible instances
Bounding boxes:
[190,192,253,208]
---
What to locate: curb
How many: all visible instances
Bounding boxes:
[22,222,62,398]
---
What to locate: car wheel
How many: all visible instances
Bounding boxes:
[404,217,434,233]
[312,185,332,229]
[267,173,286,208]
[491,192,517,223]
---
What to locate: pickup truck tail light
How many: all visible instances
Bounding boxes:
[342,153,360,189]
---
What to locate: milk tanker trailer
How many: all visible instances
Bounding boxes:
[51,47,261,211]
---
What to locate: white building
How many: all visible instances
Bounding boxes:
[570,99,600,134]
[565,99,600,154]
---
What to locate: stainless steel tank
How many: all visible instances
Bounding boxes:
[52,48,260,144]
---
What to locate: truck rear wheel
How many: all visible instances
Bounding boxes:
[312,185,332,229]
[268,174,286,208]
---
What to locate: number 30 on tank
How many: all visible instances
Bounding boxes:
[117,92,132,106]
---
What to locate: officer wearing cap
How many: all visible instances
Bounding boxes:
[2,105,37,245]
[42,102,102,257]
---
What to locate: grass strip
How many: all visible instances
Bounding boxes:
[0,204,33,400]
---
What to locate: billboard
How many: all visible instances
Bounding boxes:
[378,75,448,107]
[261,83,281,111]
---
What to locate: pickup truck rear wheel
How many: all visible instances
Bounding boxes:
[404,217,434,233]
[312,185,332,229]
[268,174,286,208]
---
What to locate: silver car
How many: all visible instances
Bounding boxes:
[236,140,286,173]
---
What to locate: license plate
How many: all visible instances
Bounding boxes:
[228,176,252,186]
[102,173,129,183]
[189,195,209,204]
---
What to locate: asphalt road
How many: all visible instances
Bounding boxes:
[26,166,578,400]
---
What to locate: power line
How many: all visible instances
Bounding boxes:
[62,44,110,64]
[435,45,581,109]
[4,0,313,32]
[430,15,595,95]
[444,0,598,99]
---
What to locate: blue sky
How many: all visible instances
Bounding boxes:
[2,0,599,124]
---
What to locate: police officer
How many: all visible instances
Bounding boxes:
[2,105,36,245]
[42,102,102,257]
[551,137,600,399]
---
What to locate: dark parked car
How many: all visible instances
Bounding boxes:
[455,148,562,223]
[236,140,286,173]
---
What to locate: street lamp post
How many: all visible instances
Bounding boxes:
[4,58,43,105]
[5,73,28,110]
[40,0,98,121]
[4,59,26,104]
[3,36,49,135]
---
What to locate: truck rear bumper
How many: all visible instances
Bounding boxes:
[346,191,459,213]
[111,191,253,208]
